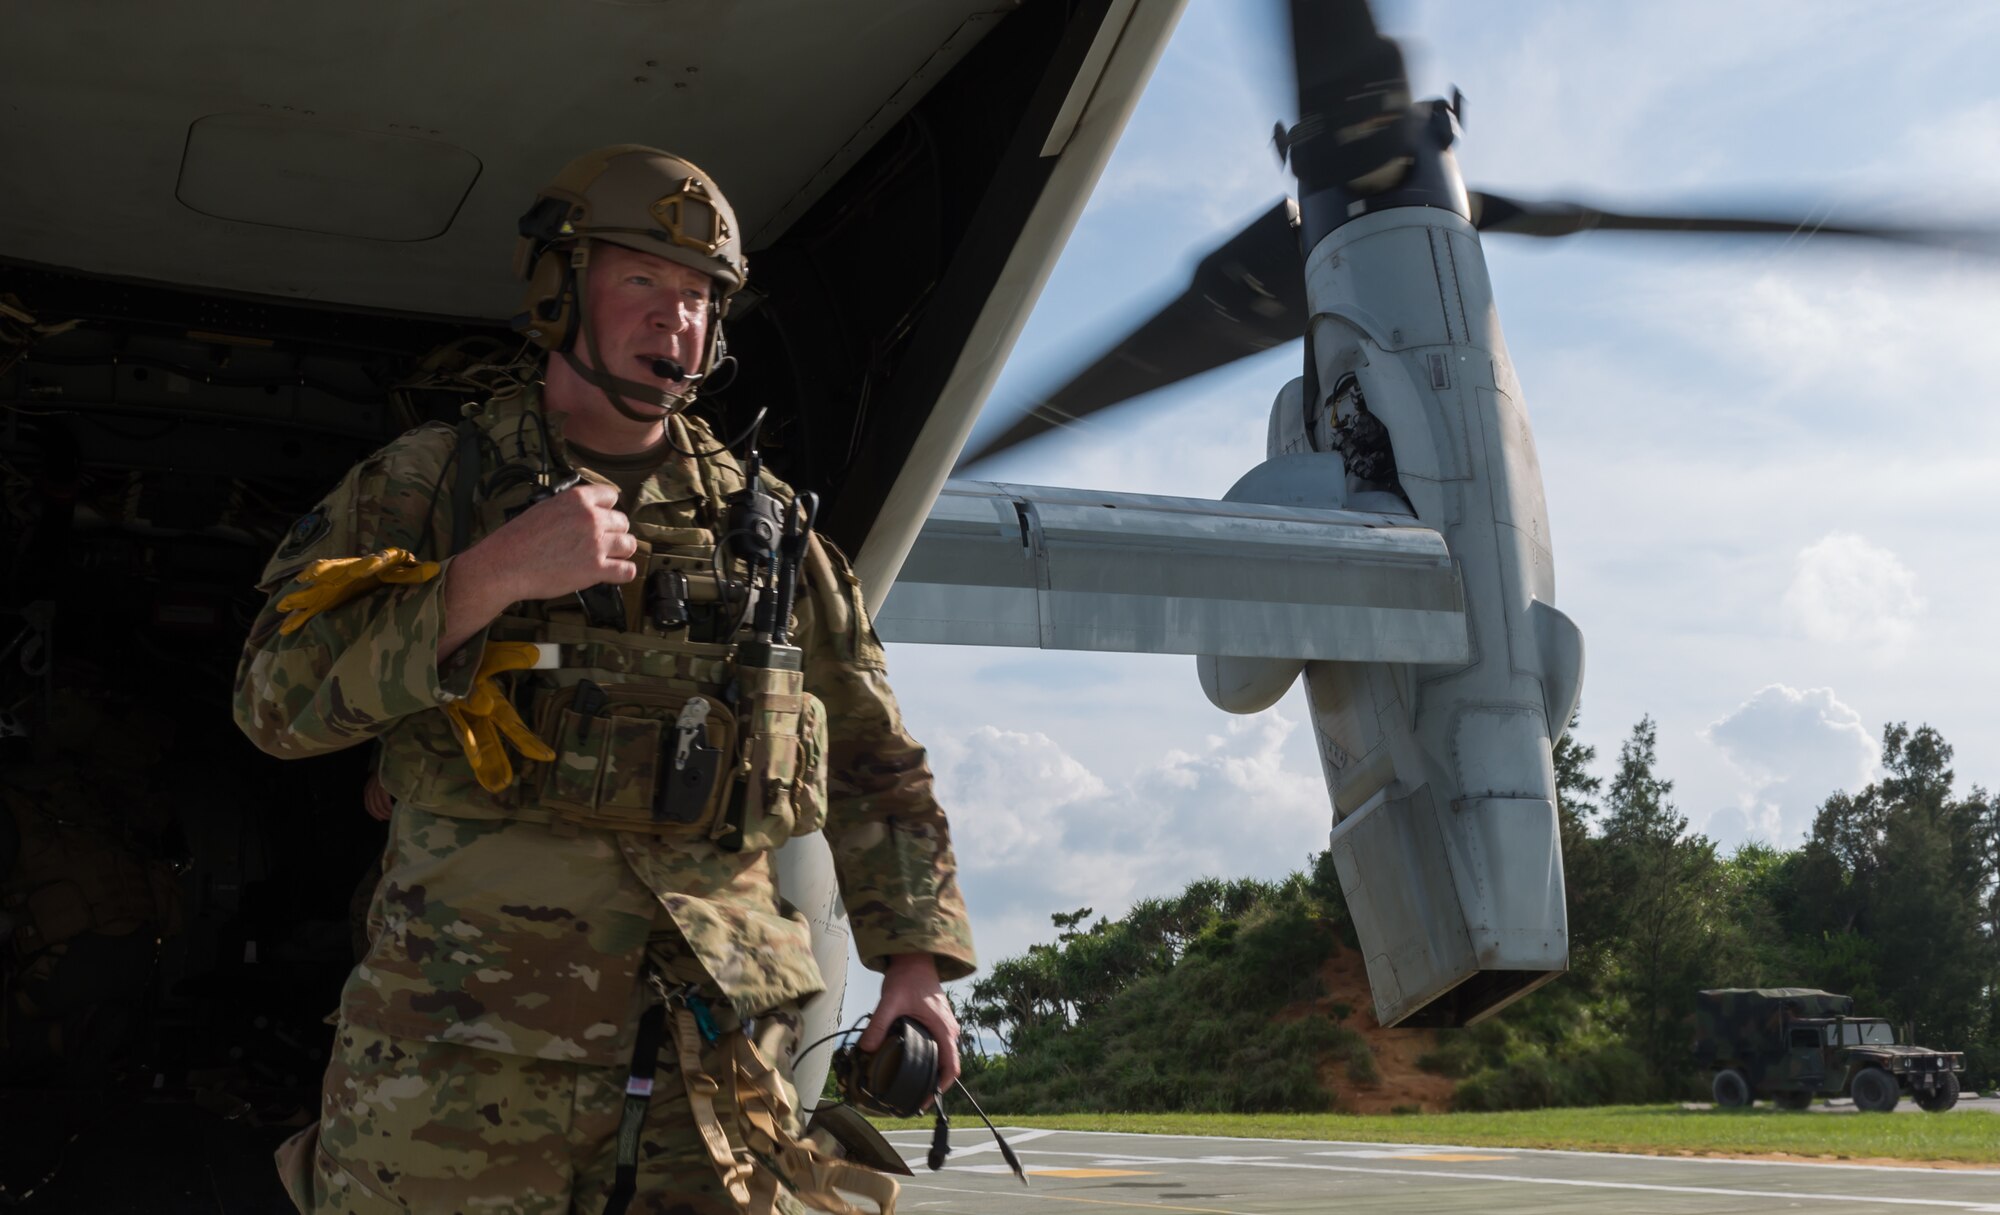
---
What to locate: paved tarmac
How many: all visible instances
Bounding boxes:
[880,1126,2000,1215]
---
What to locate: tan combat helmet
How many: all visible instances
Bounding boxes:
[512,145,746,414]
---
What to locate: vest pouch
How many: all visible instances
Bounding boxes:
[537,680,738,838]
[791,692,829,838]
[719,644,812,853]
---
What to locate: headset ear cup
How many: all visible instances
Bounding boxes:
[881,1019,939,1118]
[904,1020,939,1107]
[833,1020,940,1118]
[515,250,576,352]
[866,1032,902,1108]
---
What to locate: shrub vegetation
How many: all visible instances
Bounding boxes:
[956,714,2000,1112]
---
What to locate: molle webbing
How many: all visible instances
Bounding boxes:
[490,617,736,686]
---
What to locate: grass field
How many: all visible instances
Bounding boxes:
[879,1106,2000,1165]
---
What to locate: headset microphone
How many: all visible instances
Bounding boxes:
[650,357,694,382]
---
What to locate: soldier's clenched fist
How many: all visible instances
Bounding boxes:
[479,483,638,601]
[438,483,637,659]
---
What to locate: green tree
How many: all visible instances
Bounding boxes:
[1794,724,1996,1075]
[1553,709,1602,827]
[1600,716,1678,846]
[1050,906,1095,942]
[1713,841,1804,983]
[1865,726,1986,1049]
[1598,715,1724,1093]
[1553,708,1616,979]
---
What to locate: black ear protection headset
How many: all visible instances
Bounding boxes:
[831,1016,939,1120]
[822,1017,1025,1182]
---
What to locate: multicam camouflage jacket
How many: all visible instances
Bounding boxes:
[232,385,974,1065]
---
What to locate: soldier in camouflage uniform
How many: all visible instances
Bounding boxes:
[233,146,975,1214]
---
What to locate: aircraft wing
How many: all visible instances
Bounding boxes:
[874,479,1470,663]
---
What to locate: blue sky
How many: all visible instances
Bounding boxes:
[849,0,2000,1010]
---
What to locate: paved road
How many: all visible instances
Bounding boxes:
[879,1127,2000,1215]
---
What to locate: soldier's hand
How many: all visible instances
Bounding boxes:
[437,483,637,660]
[470,483,639,603]
[862,953,960,1104]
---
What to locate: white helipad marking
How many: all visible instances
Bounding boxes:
[895,1125,1057,1169]
[1320,1149,1513,1161]
[947,1145,2000,1211]
[900,1179,1259,1215]
[973,1127,2000,1175]
[944,1163,1155,1177]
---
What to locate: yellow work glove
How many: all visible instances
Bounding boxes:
[276,548,441,635]
[443,641,557,793]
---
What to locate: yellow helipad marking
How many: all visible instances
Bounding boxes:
[1394,1153,1513,1163]
[996,1197,1248,1214]
[1030,1168,1158,1178]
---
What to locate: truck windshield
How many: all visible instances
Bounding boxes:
[1827,1021,1896,1045]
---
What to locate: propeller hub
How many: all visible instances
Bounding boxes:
[1293,99,1471,252]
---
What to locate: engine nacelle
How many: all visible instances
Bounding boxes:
[1297,203,1580,1027]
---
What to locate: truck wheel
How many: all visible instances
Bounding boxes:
[1917,1072,1959,1113]
[1775,1091,1812,1111]
[1850,1067,1899,1112]
[1712,1069,1752,1108]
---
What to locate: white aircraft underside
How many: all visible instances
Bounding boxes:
[5,0,1012,318]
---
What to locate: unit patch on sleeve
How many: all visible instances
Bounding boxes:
[278,507,332,559]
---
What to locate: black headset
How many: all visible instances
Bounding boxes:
[828,1017,1025,1181]
[831,1016,939,1119]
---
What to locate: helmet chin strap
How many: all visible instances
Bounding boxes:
[558,347,690,424]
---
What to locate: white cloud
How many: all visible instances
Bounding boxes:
[842,702,1329,1021]
[1409,0,2000,202]
[1781,533,1925,652]
[934,709,1327,963]
[1632,261,2000,423]
[1083,1,1290,229]
[929,726,1107,863]
[1861,97,2000,203]
[1703,684,1877,845]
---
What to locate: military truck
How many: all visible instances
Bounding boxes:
[1693,988,1965,1112]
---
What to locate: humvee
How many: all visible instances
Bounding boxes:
[1693,988,1965,1112]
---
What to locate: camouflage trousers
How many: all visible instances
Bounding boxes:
[277,1006,810,1215]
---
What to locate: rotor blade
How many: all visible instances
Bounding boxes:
[1470,190,1998,253]
[961,200,1305,467]
[1289,0,1403,120]
[1285,0,1423,197]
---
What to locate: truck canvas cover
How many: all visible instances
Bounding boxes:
[1694,988,1855,1064]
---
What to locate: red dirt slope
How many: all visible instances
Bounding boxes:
[1291,947,1459,1114]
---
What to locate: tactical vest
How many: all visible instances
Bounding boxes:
[383,391,828,854]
